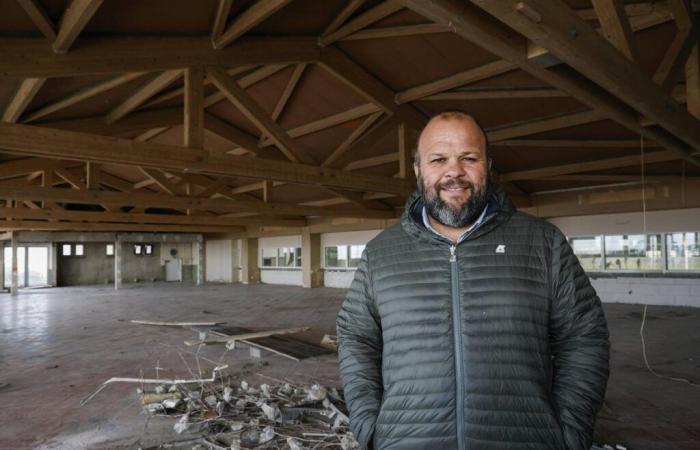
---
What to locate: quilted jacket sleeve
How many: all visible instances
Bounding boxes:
[336,249,383,450]
[550,231,610,450]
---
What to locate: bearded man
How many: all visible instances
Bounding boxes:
[337,111,610,450]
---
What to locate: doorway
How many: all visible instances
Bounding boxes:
[4,245,50,288]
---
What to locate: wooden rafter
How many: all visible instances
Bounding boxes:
[207,66,315,164]
[0,220,245,233]
[17,0,57,41]
[397,0,700,169]
[213,0,292,49]
[0,122,412,195]
[108,70,182,123]
[135,127,170,142]
[492,139,662,148]
[688,44,700,119]
[395,60,517,104]
[321,111,383,167]
[54,167,85,189]
[487,110,602,142]
[185,66,205,149]
[319,1,403,46]
[653,0,698,92]
[138,168,181,195]
[469,0,700,161]
[591,0,638,61]
[421,88,567,101]
[211,0,233,41]
[52,0,103,53]
[344,153,398,171]
[23,72,146,123]
[341,23,449,41]
[0,185,396,219]
[0,37,319,77]
[259,63,306,145]
[323,0,365,36]
[2,78,46,123]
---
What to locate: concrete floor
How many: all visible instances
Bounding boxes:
[0,283,699,450]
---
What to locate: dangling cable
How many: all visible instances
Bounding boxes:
[638,134,700,388]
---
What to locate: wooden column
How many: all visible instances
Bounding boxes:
[11,231,18,296]
[301,228,323,288]
[240,237,260,284]
[113,238,122,290]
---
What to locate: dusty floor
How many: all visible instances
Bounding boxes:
[0,282,699,450]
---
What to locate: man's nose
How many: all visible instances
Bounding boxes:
[444,158,466,178]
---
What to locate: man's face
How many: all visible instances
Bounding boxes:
[414,117,491,228]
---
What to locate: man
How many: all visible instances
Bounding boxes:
[337,111,609,450]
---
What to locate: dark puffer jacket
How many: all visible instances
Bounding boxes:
[337,188,609,450]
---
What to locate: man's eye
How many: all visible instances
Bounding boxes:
[431,158,445,163]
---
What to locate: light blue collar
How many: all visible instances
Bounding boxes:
[422,203,488,243]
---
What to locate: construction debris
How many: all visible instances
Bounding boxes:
[320,335,338,352]
[184,326,310,347]
[138,378,360,450]
[131,320,226,327]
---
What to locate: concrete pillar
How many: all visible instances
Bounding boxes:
[196,237,204,285]
[302,228,323,288]
[0,243,5,291]
[48,243,58,287]
[10,231,18,296]
[240,238,260,284]
[114,240,122,290]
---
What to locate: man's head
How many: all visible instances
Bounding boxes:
[414,111,492,229]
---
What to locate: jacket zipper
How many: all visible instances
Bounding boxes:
[450,244,466,450]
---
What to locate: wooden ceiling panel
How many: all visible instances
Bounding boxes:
[293,119,364,164]
[337,32,500,92]
[492,147,641,173]
[632,21,681,76]
[526,118,641,140]
[415,97,587,130]
[466,69,554,89]
[248,0,344,35]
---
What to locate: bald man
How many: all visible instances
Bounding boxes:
[337,111,609,450]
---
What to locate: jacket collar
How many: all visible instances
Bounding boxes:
[401,183,516,246]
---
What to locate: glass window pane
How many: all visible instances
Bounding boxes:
[279,247,295,267]
[62,244,72,256]
[604,234,662,271]
[145,244,153,255]
[2,247,26,287]
[667,232,700,271]
[262,248,277,267]
[106,244,114,256]
[75,244,84,256]
[325,246,348,268]
[570,236,602,271]
[134,244,142,255]
[348,245,365,268]
[294,247,302,267]
[27,247,48,286]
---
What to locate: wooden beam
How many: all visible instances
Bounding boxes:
[532,174,698,182]
[653,23,699,92]
[0,36,320,77]
[323,0,365,35]
[211,0,233,41]
[395,60,517,104]
[0,158,76,179]
[262,180,273,203]
[491,138,662,148]
[0,220,245,233]
[206,66,316,164]
[259,63,306,145]
[576,1,671,21]
[54,167,85,189]
[259,103,380,148]
[0,122,413,195]
[52,0,104,53]
[487,110,602,142]
[134,127,169,142]
[319,1,403,46]
[0,207,306,228]
[500,150,678,181]
[23,72,146,123]
[86,161,100,189]
[40,107,182,136]
[0,185,396,219]
[591,0,638,61]
[138,168,181,195]
[204,113,259,154]
[469,0,700,159]
[213,0,292,49]
[184,67,205,149]
[344,153,399,171]
[341,23,449,40]
[17,0,57,41]
[397,122,412,179]
[421,87,567,101]
[108,70,182,123]
[688,44,700,119]
[321,111,383,167]
[2,78,46,123]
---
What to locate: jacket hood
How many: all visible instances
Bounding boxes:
[400,183,516,245]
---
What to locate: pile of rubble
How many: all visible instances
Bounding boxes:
[138,378,360,450]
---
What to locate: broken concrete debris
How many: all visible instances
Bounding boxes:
[138,379,359,449]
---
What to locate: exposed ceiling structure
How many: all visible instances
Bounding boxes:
[0,0,698,234]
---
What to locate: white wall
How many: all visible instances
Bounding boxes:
[258,235,302,286]
[548,208,700,308]
[321,230,381,289]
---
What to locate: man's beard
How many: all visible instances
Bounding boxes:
[417,174,491,228]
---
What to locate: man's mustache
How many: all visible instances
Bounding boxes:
[437,179,474,191]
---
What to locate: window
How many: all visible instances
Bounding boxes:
[261,247,302,268]
[134,244,142,255]
[569,237,602,271]
[75,244,84,256]
[144,244,153,256]
[666,232,700,271]
[604,234,662,271]
[324,246,348,268]
[62,244,72,256]
[348,245,365,268]
[106,244,114,256]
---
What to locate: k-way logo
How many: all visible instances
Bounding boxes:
[495,244,506,254]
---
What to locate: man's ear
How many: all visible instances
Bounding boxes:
[413,163,420,179]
